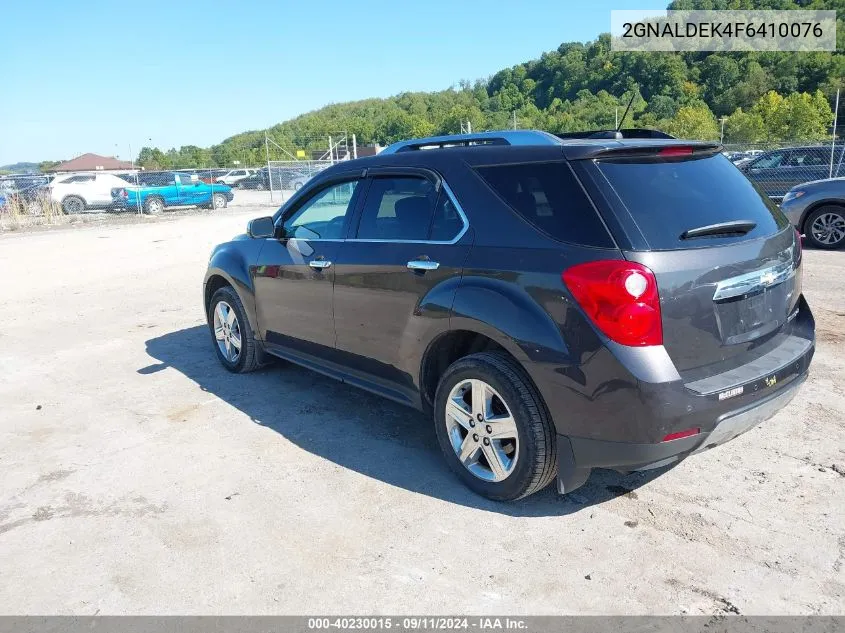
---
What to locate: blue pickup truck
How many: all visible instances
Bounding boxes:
[113,172,234,214]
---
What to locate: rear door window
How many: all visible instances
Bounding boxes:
[473,161,613,247]
[593,152,789,250]
[356,176,438,241]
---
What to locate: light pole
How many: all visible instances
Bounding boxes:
[720,117,727,144]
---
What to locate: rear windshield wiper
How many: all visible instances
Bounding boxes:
[680,220,757,240]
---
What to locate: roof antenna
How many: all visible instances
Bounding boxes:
[616,91,637,132]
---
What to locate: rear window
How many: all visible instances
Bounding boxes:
[594,153,788,250]
[474,161,613,247]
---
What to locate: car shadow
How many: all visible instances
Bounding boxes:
[140,326,673,517]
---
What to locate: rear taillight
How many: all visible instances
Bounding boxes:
[562,260,662,347]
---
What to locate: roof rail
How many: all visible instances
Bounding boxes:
[380,130,563,155]
[556,128,676,140]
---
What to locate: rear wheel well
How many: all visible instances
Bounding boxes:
[205,275,231,317]
[802,201,845,232]
[420,330,509,412]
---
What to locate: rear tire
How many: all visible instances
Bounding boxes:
[143,196,165,215]
[62,195,85,214]
[804,205,845,250]
[208,286,262,373]
[433,351,558,501]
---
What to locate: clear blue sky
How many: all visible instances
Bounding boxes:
[0,0,667,165]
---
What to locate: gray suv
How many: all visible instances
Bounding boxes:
[781,177,845,249]
[204,130,814,501]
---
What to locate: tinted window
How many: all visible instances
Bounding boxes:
[429,194,464,241]
[136,172,170,186]
[594,153,788,250]
[784,148,827,167]
[752,152,785,168]
[284,179,359,239]
[474,161,612,247]
[356,177,440,241]
[61,175,95,183]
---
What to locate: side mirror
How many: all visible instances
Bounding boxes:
[247,216,275,239]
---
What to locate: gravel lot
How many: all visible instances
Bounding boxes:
[0,208,843,615]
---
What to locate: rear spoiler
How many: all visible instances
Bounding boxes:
[591,143,723,160]
[557,129,676,140]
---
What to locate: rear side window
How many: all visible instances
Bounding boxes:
[594,153,788,250]
[474,161,613,247]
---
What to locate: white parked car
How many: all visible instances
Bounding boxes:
[215,169,254,186]
[49,172,133,213]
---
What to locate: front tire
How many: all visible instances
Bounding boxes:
[208,286,262,373]
[804,205,845,249]
[211,193,227,209]
[433,351,558,501]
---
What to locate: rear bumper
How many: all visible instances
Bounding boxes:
[556,372,806,494]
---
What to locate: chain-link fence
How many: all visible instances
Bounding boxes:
[265,160,334,203]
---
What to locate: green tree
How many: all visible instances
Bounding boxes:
[724,108,767,143]
[663,104,720,140]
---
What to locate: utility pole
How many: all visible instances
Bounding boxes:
[720,117,727,144]
[265,131,274,202]
[615,108,619,129]
[830,88,840,179]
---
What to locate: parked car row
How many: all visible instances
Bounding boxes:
[1,171,234,214]
[724,149,764,164]
[0,175,55,214]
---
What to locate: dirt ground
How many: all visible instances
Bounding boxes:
[0,208,843,615]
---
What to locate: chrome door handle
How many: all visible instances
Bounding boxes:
[309,259,332,270]
[407,260,440,271]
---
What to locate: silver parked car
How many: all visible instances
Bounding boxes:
[781,177,845,249]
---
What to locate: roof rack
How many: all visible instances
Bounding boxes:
[380,130,563,155]
[556,128,676,140]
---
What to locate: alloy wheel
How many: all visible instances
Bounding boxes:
[444,378,519,482]
[811,212,845,246]
[213,194,226,208]
[213,300,242,363]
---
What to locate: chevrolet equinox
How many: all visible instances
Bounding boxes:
[203,130,814,501]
